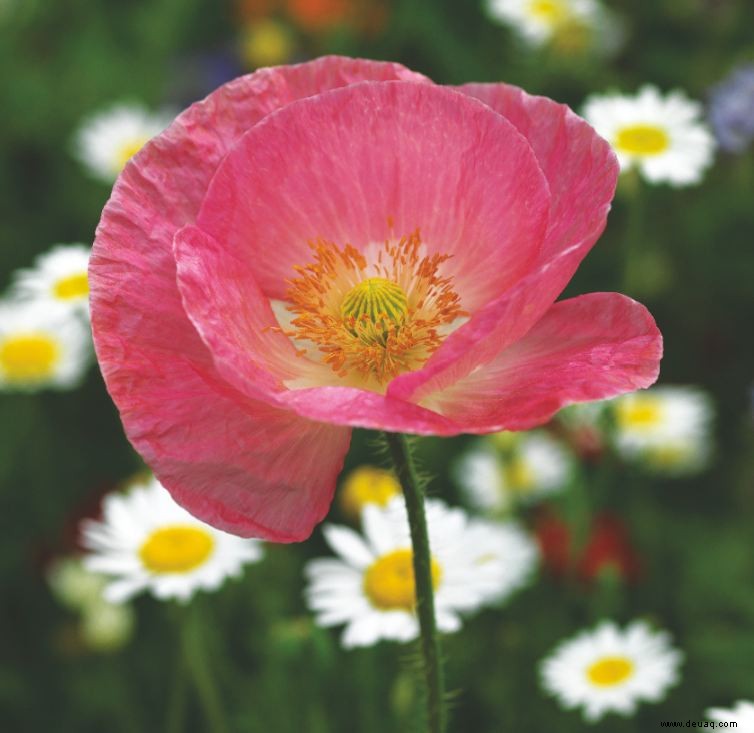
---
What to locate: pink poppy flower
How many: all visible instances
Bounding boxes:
[90,56,661,542]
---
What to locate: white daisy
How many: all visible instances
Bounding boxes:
[337,465,400,521]
[455,431,572,513]
[486,0,602,46]
[708,701,754,730]
[74,103,172,182]
[582,86,715,186]
[0,300,91,391]
[81,475,263,603]
[304,497,503,648]
[48,556,135,651]
[464,517,539,605]
[611,386,713,475]
[541,620,683,721]
[11,244,91,314]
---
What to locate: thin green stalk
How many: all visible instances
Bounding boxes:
[182,601,230,733]
[382,432,445,733]
[166,632,188,733]
[622,169,644,294]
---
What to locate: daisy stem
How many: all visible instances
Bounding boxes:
[183,601,230,733]
[382,432,446,733]
[622,169,644,294]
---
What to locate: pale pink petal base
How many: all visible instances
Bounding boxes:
[419,293,662,432]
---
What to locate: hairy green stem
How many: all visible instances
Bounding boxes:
[382,432,445,733]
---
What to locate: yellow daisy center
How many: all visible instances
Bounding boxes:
[115,137,149,171]
[587,655,635,686]
[241,19,293,68]
[0,333,60,382]
[529,0,566,22]
[339,466,400,520]
[505,457,535,493]
[139,525,215,574]
[551,17,592,53]
[363,548,442,611]
[53,272,89,300]
[281,230,465,386]
[614,124,670,156]
[616,397,663,431]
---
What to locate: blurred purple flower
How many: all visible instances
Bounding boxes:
[708,63,754,153]
[167,50,245,107]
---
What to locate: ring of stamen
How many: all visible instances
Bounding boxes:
[278,230,465,386]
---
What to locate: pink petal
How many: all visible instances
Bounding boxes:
[91,58,419,538]
[192,80,550,310]
[388,83,619,404]
[417,293,662,431]
[136,389,351,541]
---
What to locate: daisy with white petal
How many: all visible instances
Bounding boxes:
[455,431,571,514]
[11,244,91,314]
[487,0,603,48]
[465,517,539,605]
[541,620,683,721]
[305,497,497,648]
[0,300,91,391]
[708,701,754,730]
[74,103,172,182]
[583,86,715,186]
[81,475,263,603]
[611,386,713,475]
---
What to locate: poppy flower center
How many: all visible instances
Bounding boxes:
[340,277,409,345]
[363,548,442,611]
[586,655,635,686]
[53,273,90,300]
[139,525,214,574]
[282,230,465,385]
[0,334,60,382]
[614,124,669,156]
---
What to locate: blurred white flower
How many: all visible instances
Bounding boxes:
[11,244,91,315]
[707,701,754,730]
[540,620,683,721]
[464,517,539,605]
[486,0,622,55]
[0,300,91,391]
[48,556,108,611]
[582,86,715,186]
[74,103,172,182]
[305,497,525,648]
[48,556,135,652]
[81,475,263,603]
[80,600,135,651]
[455,431,572,513]
[611,386,714,475]
[338,465,400,521]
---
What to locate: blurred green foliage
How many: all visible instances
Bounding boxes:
[1,0,753,731]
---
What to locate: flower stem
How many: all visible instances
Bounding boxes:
[621,169,644,294]
[182,601,230,733]
[382,432,445,733]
